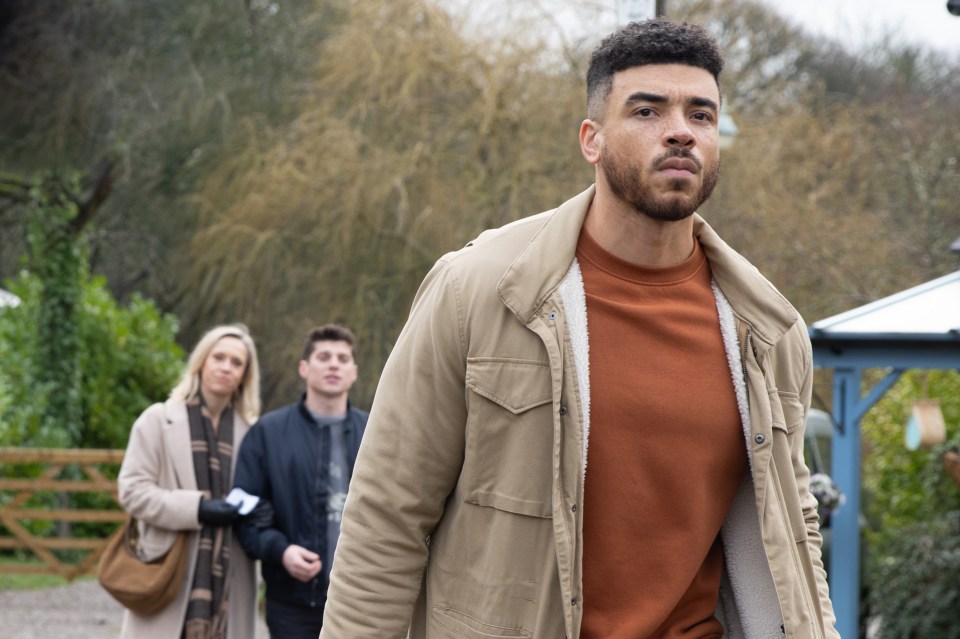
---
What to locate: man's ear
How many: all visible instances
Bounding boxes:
[298,359,308,381]
[580,119,602,165]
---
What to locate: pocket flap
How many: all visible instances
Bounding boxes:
[778,392,805,433]
[466,358,552,414]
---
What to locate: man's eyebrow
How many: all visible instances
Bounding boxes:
[688,96,719,112]
[625,91,667,105]
[624,92,719,113]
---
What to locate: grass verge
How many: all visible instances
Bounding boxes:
[0,557,79,590]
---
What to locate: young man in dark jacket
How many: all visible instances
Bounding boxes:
[233,324,368,639]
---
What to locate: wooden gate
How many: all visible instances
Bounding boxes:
[0,447,125,580]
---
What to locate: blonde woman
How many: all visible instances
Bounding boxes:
[117,324,261,639]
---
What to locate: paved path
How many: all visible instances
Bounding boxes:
[0,580,269,639]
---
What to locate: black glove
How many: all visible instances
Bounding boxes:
[198,498,241,526]
[243,499,274,529]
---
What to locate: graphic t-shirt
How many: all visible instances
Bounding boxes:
[309,411,350,573]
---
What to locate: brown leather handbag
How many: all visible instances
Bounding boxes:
[97,517,190,615]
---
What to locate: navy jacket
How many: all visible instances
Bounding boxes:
[233,396,368,608]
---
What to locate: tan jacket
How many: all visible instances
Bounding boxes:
[321,186,838,639]
[116,399,257,639]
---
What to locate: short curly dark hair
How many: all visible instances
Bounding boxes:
[587,18,724,120]
[301,324,357,361]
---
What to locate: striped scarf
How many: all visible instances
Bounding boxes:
[183,400,234,639]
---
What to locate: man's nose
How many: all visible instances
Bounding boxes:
[663,113,695,147]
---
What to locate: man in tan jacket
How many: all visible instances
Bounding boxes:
[321,18,838,639]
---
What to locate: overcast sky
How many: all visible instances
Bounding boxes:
[459,1,960,59]
[755,0,960,56]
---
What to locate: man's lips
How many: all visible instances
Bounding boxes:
[657,157,699,175]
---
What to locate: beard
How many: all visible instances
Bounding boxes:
[602,148,720,222]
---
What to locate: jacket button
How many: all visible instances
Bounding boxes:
[548,311,558,320]
[755,434,765,444]
[559,405,568,416]
[571,597,578,606]
[571,503,577,512]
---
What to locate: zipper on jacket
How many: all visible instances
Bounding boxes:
[740,324,753,408]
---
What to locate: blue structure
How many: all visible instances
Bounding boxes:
[808,269,960,638]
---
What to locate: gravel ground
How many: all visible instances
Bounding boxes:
[0,580,879,638]
[0,580,269,639]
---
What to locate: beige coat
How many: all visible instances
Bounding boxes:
[116,399,257,639]
[321,186,838,639]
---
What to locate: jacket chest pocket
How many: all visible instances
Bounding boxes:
[463,358,555,518]
[770,390,808,542]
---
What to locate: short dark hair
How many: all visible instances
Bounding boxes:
[586,18,724,120]
[301,324,357,361]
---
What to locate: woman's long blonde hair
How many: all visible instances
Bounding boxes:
[169,324,261,424]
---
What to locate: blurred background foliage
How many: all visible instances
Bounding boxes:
[2,0,957,409]
[0,271,183,449]
[1,0,959,626]
[860,371,960,637]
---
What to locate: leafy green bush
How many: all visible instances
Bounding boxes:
[860,370,960,633]
[868,511,960,639]
[0,273,45,446]
[76,276,185,448]
[0,271,184,449]
[861,371,960,533]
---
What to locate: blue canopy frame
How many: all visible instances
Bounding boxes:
[808,269,960,638]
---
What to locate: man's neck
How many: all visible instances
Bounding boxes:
[584,188,696,267]
[305,392,348,418]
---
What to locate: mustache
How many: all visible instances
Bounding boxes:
[653,148,702,172]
